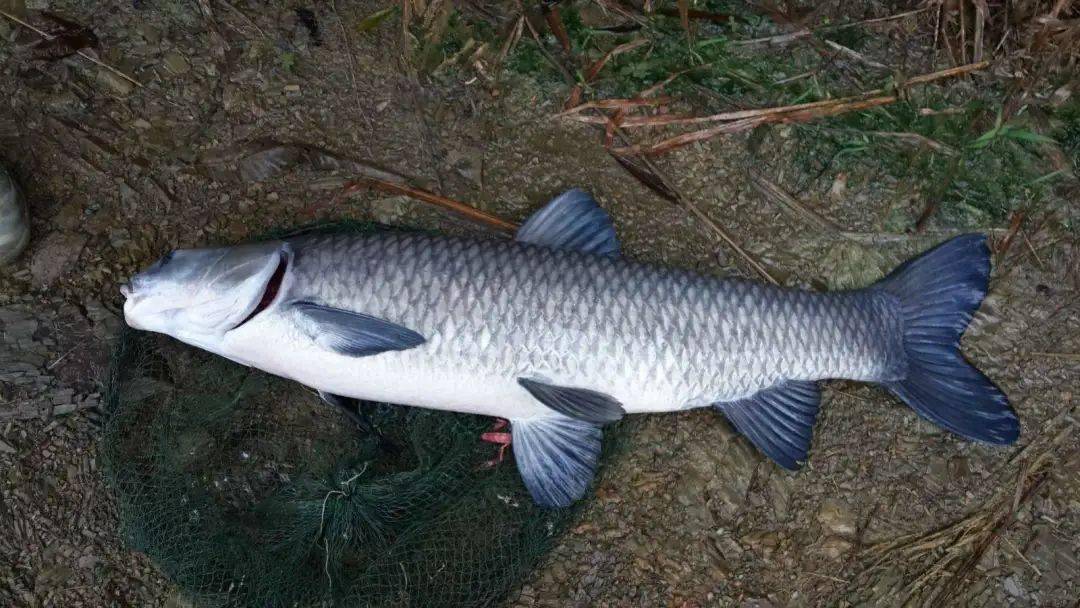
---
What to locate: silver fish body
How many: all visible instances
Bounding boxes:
[230,232,903,419]
[123,190,1019,507]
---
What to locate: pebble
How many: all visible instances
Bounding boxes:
[768,472,794,521]
[29,232,88,287]
[162,51,190,75]
[816,535,853,560]
[816,499,857,538]
[1002,574,1027,599]
[739,530,780,559]
[97,68,135,96]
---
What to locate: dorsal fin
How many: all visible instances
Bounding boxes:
[515,189,620,257]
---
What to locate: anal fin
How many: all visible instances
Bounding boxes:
[511,416,602,508]
[713,380,821,470]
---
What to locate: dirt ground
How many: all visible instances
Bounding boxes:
[1,0,1078,607]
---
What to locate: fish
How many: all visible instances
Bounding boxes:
[122,189,1020,508]
[0,164,30,265]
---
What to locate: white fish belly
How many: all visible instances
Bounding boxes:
[224,314,684,420]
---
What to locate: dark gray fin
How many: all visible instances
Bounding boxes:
[873,234,1019,444]
[293,301,425,357]
[518,378,625,424]
[317,389,352,409]
[511,416,602,508]
[315,390,380,436]
[515,188,620,256]
[713,380,821,470]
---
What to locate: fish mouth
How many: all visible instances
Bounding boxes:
[230,252,288,331]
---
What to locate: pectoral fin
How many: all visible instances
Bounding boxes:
[511,416,602,508]
[293,301,425,357]
[713,380,821,470]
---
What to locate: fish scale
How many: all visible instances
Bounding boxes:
[285,231,905,411]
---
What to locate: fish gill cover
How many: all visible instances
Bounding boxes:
[99,222,620,608]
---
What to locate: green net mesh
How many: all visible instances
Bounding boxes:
[100,223,612,607]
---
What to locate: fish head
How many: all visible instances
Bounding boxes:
[121,242,289,349]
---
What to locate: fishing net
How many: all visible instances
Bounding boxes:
[100,222,615,607]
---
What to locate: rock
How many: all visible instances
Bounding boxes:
[927,455,950,488]
[137,24,161,44]
[712,535,744,562]
[1002,574,1026,599]
[739,530,780,558]
[43,90,86,115]
[84,299,122,340]
[768,472,794,521]
[132,118,152,130]
[370,196,412,225]
[816,499,857,538]
[97,68,135,96]
[34,564,74,589]
[1026,526,1077,586]
[162,51,190,75]
[817,535,853,560]
[674,468,714,529]
[29,232,87,287]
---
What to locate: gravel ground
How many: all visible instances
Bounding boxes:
[1,1,1078,607]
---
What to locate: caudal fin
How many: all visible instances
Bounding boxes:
[874,234,1019,444]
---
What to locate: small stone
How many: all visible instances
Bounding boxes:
[29,232,87,287]
[1002,574,1026,599]
[51,388,75,405]
[829,172,848,202]
[163,50,190,75]
[137,24,161,44]
[713,535,744,561]
[817,535,853,560]
[817,499,857,538]
[283,84,301,97]
[768,472,794,521]
[370,196,411,225]
[97,68,135,96]
[76,555,100,569]
[132,118,152,130]
[739,530,780,558]
[44,90,86,114]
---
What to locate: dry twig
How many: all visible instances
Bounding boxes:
[342,179,518,234]
[0,9,142,88]
[748,172,843,233]
[731,8,927,46]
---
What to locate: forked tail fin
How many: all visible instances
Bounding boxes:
[874,234,1019,444]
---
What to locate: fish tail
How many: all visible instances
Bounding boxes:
[873,234,1019,444]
